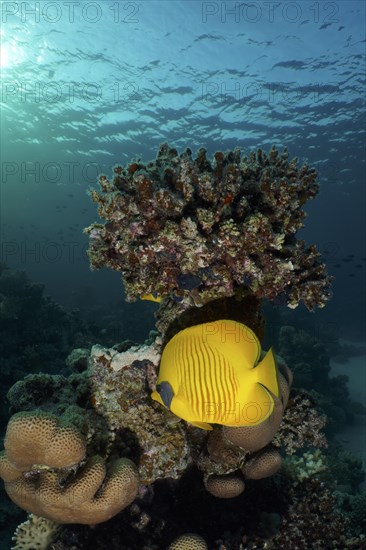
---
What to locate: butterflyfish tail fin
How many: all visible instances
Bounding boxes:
[254,347,280,398]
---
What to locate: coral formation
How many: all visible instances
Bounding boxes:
[86,143,332,314]
[4,411,86,470]
[0,412,139,524]
[0,263,126,434]
[204,474,246,499]
[347,492,366,536]
[285,449,327,481]
[168,533,208,549]
[243,446,282,480]
[278,324,360,437]
[11,513,60,550]
[1,341,298,506]
[88,340,296,491]
[267,478,362,548]
[273,391,328,454]
[1,339,363,548]
[88,342,191,484]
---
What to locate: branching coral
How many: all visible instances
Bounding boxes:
[11,513,60,550]
[85,143,332,312]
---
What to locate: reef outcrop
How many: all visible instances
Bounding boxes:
[0,411,139,524]
[86,143,331,316]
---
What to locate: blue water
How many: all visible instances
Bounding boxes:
[1,1,365,337]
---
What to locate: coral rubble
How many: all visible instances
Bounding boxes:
[85,144,332,314]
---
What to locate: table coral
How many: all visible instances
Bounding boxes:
[85,143,332,313]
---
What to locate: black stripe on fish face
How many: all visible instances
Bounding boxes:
[156,381,174,409]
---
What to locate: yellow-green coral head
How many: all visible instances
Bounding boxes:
[151,320,280,430]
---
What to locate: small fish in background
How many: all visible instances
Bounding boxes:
[152,320,280,430]
[140,293,162,303]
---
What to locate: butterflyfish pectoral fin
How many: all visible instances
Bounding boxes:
[151,390,164,406]
[253,347,280,398]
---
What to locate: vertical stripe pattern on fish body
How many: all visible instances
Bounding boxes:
[151,320,280,430]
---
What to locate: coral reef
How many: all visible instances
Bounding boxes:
[1,340,324,511]
[168,533,208,549]
[285,449,327,481]
[273,391,328,454]
[326,441,365,490]
[45,468,366,549]
[346,492,366,536]
[88,342,191,484]
[0,412,139,524]
[11,513,60,550]
[85,143,332,317]
[0,263,109,432]
[266,478,364,549]
[278,325,358,434]
[3,412,86,471]
[1,338,364,547]
[4,138,363,548]
[88,340,297,493]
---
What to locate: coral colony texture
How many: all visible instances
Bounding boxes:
[86,143,332,314]
[1,145,364,548]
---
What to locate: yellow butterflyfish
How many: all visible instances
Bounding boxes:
[151,319,280,430]
[140,293,162,303]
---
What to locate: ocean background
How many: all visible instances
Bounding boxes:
[0,0,365,547]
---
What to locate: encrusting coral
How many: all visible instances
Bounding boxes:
[0,411,139,524]
[85,143,331,314]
